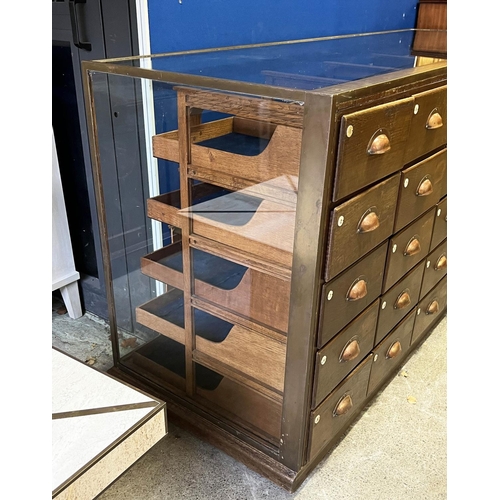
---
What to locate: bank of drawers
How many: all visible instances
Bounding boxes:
[309,270,447,459]
[308,84,447,460]
[333,85,447,203]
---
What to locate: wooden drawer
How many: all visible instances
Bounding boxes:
[190,189,296,268]
[146,182,296,269]
[127,326,283,445]
[141,243,291,334]
[412,276,447,345]
[430,196,447,250]
[333,96,413,201]
[394,148,447,232]
[308,355,373,460]
[420,239,447,301]
[152,116,302,189]
[404,86,447,163]
[193,306,286,396]
[383,207,435,292]
[375,260,426,344]
[367,309,416,396]
[312,300,379,408]
[136,289,185,346]
[195,363,282,444]
[319,242,388,346]
[135,289,286,396]
[147,183,224,228]
[325,173,400,281]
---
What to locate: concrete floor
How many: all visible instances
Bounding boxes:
[52,294,447,499]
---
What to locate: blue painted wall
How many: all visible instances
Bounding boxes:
[148,0,418,53]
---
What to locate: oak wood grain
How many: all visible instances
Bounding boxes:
[430,196,447,250]
[325,173,400,280]
[375,260,426,344]
[194,317,286,397]
[420,238,447,299]
[412,275,447,345]
[176,86,305,128]
[383,207,435,292]
[308,355,373,460]
[313,300,379,407]
[404,85,447,163]
[394,148,447,232]
[333,96,414,201]
[196,374,283,441]
[368,309,416,395]
[320,242,388,345]
[135,289,185,345]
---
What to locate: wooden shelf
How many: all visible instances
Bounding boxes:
[141,243,291,333]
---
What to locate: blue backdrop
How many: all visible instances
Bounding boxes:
[148,0,418,53]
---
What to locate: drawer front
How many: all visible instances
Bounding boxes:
[193,308,286,394]
[383,207,435,292]
[333,97,414,201]
[325,174,400,281]
[420,239,447,299]
[375,260,426,344]
[191,193,296,268]
[308,355,373,460]
[141,244,291,333]
[320,242,388,346]
[394,148,447,232]
[136,288,186,346]
[430,196,447,250]
[195,363,282,443]
[404,86,447,163]
[412,276,447,345]
[313,300,379,407]
[192,250,291,334]
[367,309,416,396]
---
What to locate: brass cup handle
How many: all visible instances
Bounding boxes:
[358,210,380,233]
[340,339,361,362]
[426,110,443,130]
[426,300,439,315]
[367,131,391,155]
[333,394,353,417]
[416,177,433,196]
[404,236,421,256]
[386,340,402,359]
[394,290,411,309]
[435,255,447,270]
[346,279,368,301]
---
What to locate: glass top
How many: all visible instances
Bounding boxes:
[96,29,446,91]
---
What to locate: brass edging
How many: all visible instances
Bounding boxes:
[52,401,159,420]
[91,29,423,63]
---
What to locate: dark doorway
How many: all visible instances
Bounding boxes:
[52,0,141,321]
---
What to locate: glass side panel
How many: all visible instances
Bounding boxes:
[97,30,444,90]
[90,71,295,444]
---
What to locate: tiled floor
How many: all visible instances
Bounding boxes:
[52,294,447,499]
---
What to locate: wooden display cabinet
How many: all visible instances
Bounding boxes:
[82,29,447,492]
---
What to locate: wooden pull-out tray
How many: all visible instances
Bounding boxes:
[141,243,291,334]
[153,116,302,191]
